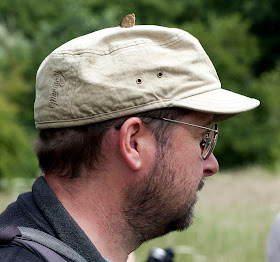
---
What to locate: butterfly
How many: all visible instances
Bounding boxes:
[119,13,136,28]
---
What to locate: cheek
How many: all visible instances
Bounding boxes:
[169,130,204,185]
[173,138,203,173]
[172,144,204,191]
[171,129,202,160]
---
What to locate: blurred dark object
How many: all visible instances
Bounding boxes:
[146,247,175,262]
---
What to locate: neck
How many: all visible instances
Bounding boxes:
[45,174,138,262]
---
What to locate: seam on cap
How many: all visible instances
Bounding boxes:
[36,97,180,125]
[52,33,187,56]
[36,86,221,126]
[181,86,220,99]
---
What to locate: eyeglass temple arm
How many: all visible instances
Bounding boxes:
[161,118,218,133]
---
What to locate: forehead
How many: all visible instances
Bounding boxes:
[182,111,214,127]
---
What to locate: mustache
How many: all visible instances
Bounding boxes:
[197,177,205,191]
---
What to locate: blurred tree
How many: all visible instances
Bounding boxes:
[82,0,193,26]
[248,63,280,167]
[0,0,89,39]
[31,0,102,74]
[199,0,280,74]
[182,14,259,95]
[0,89,38,179]
[217,63,280,168]
[0,24,33,128]
[0,24,38,179]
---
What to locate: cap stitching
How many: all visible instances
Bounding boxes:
[51,33,187,57]
[36,86,222,125]
[36,97,180,125]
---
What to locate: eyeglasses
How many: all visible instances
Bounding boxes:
[153,117,218,160]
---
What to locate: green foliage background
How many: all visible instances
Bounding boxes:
[0,0,279,178]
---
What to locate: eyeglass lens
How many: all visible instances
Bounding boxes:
[202,124,218,160]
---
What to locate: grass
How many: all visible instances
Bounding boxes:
[1,167,279,262]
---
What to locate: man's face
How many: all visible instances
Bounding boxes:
[123,112,219,243]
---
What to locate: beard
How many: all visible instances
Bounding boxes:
[123,145,205,244]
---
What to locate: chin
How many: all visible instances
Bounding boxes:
[165,201,196,234]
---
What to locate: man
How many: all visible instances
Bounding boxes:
[0,15,260,262]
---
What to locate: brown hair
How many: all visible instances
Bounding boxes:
[35,108,189,179]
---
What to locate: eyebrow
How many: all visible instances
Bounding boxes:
[203,117,214,128]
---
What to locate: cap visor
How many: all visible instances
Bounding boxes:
[174,88,260,122]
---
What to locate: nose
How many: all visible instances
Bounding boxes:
[203,153,219,177]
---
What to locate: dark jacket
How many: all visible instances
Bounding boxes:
[0,176,105,262]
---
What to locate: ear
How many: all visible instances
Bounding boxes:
[119,117,154,171]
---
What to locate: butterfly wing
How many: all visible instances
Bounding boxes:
[119,13,135,28]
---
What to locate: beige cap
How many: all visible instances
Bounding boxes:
[34,25,260,129]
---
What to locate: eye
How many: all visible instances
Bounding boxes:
[200,132,211,149]
[200,139,206,149]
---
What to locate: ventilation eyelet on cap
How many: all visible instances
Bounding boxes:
[157,71,163,78]
[136,78,142,84]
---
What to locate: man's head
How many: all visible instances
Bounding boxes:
[34,20,259,245]
[122,111,219,243]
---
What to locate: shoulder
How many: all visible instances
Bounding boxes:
[0,245,43,262]
[267,212,280,262]
[0,191,52,232]
[274,212,280,223]
[0,192,34,228]
[270,212,280,237]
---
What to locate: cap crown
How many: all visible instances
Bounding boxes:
[35,25,221,129]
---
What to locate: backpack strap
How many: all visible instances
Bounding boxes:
[10,236,68,262]
[0,225,21,244]
[0,226,87,262]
